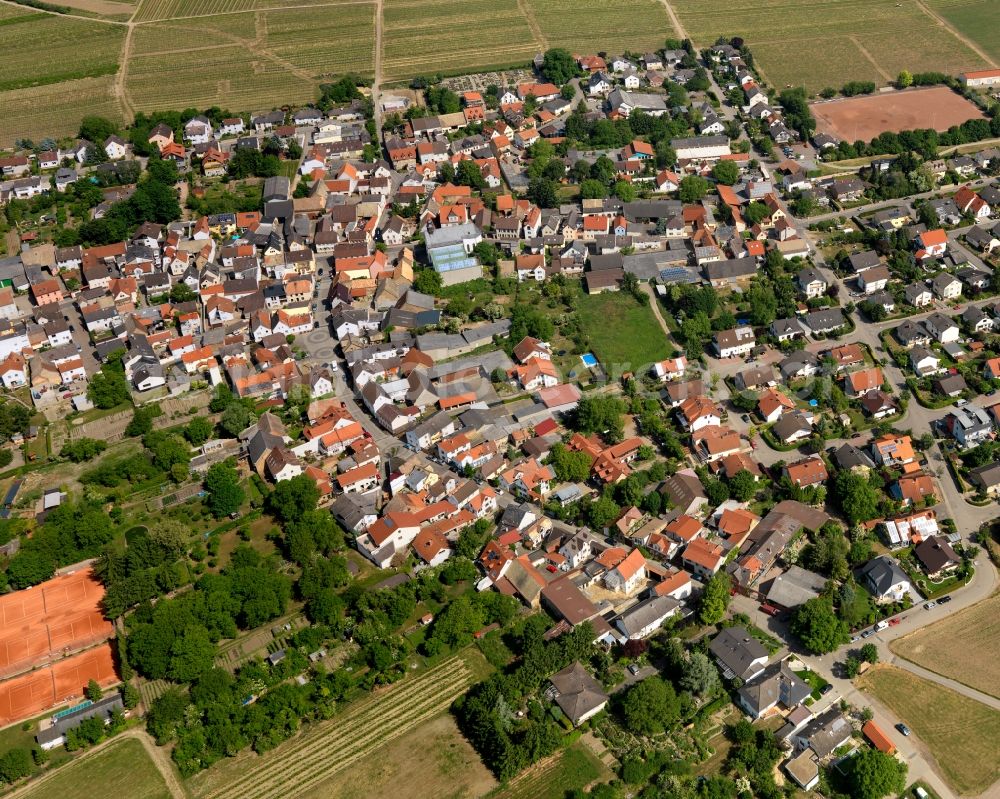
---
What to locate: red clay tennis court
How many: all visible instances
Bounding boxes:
[0,569,113,679]
[0,644,118,726]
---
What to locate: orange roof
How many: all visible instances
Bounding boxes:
[963,68,1000,79]
[654,569,692,597]
[595,546,628,569]
[665,514,702,543]
[920,228,948,246]
[718,507,759,538]
[683,538,723,570]
[412,529,450,563]
[614,548,646,581]
[862,721,895,754]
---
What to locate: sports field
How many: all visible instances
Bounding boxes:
[668,0,990,92]
[188,651,484,799]
[0,643,118,727]
[811,86,987,142]
[0,568,114,680]
[857,665,1000,796]
[891,592,1000,700]
[15,736,172,799]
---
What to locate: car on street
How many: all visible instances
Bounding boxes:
[861,629,875,638]
[851,635,861,643]
[888,617,901,626]
[741,414,750,423]
[938,595,952,603]
[896,723,911,736]
[924,601,937,609]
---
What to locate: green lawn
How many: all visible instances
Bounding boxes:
[575,292,674,375]
[19,736,171,799]
[490,740,611,799]
[794,668,831,700]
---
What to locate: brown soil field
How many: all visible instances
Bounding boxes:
[56,0,136,15]
[811,86,986,141]
[891,592,1000,700]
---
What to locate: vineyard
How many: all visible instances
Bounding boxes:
[382,0,538,82]
[530,0,671,54]
[189,653,476,799]
[130,0,353,23]
[0,76,123,145]
[0,13,124,93]
[263,5,376,78]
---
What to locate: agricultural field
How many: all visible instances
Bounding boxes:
[529,0,672,54]
[575,292,676,375]
[857,665,1000,796]
[0,13,124,92]
[55,0,136,21]
[890,592,1000,700]
[0,76,123,146]
[382,0,538,83]
[16,736,172,799]
[130,0,363,22]
[668,0,989,92]
[492,741,612,799]
[926,0,1000,65]
[261,5,376,79]
[187,651,483,799]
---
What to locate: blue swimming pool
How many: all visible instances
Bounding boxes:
[581,353,598,367]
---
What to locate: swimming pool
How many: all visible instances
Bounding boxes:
[580,353,598,367]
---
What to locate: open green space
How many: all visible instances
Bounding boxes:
[574,292,675,374]
[17,737,171,799]
[925,0,1000,65]
[857,665,1000,795]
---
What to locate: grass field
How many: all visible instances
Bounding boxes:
[490,741,612,799]
[530,0,671,54]
[669,0,989,92]
[0,76,124,145]
[382,0,538,82]
[857,665,1000,796]
[890,593,1000,700]
[17,737,171,799]
[575,292,675,374]
[187,650,486,799]
[926,0,1000,65]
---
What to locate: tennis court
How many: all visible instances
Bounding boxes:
[0,643,118,726]
[0,569,113,679]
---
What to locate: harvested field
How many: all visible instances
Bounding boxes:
[0,13,124,92]
[891,592,1000,700]
[669,0,989,92]
[131,0,362,22]
[188,651,481,799]
[529,0,672,54]
[297,714,496,799]
[0,568,114,679]
[382,0,538,82]
[811,86,986,142]
[14,736,171,799]
[54,0,136,18]
[857,665,1000,796]
[0,643,118,727]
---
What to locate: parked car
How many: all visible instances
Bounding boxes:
[896,723,911,736]
[628,663,641,676]
[924,601,937,610]
[820,683,833,696]
[888,617,901,626]
[874,620,889,632]
[938,595,952,603]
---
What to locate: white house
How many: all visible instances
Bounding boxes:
[604,548,646,593]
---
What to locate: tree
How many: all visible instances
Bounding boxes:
[266,474,319,524]
[712,160,740,186]
[60,438,107,463]
[791,596,850,654]
[679,175,709,202]
[125,405,160,437]
[204,460,245,518]
[413,268,443,295]
[579,179,607,199]
[540,48,581,85]
[219,402,252,437]
[85,679,103,702]
[743,201,769,225]
[78,116,118,144]
[548,444,592,483]
[859,642,879,663]
[527,177,558,208]
[0,748,31,784]
[184,416,215,446]
[832,471,881,525]
[169,282,196,303]
[698,572,732,625]
[844,747,907,799]
[573,395,626,440]
[6,550,55,589]
[613,180,636,202]
[87,362,130,409]
[588,496,621,530]
[679,652,721,697]
[897,70,913,89]
[728,469,757,502]
[619,676,680,735]
[168,625,215,682]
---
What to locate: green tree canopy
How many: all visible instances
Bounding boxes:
[791,596,850,654]
[619,676,680,735]
[845,747,908,799]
